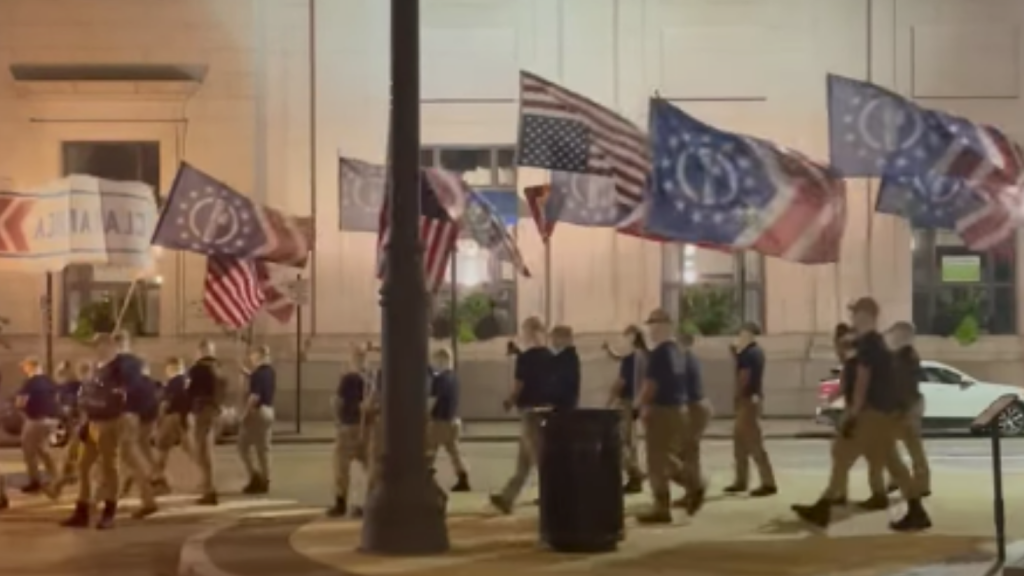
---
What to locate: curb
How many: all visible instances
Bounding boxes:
[178,522,240,576]
[271,431,835,445]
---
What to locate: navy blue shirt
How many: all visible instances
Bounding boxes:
[163,374,190,415]
[430,370,459,421]
[856,331,899,413]
[646,341,687,406]
[248,364,276,407]
[550,347,581,411]
[514,346,554,409]
[126,376,160,423]
[60,380,82,414]
[681,349,703,403]
[618,353,644,400]
[336,372,365,425]
[18,374,58,420]
[736,343,765,398]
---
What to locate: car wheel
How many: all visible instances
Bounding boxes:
[997,402,1024,437]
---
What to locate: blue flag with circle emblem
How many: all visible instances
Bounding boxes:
[547,171,624,227]
[875,173,984,230]
[646,99,847,263]
[826,74,970,179]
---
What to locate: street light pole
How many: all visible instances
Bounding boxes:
[360,0,449,555]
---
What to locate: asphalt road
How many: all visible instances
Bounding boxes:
[0,437,1022,575]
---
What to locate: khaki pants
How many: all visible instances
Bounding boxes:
[644,405,686,510]
[733,398,776,487]
[866,399,930,495]
[190,407,219,495]
[680,400,712,495]
[427,419,466,474]
[77,419,122,503]
[824,409,920,501]
[153,415,191,481]
[333,424,367,498]
[238,406,274,480]
[21,418,57,484]
[617,402,642,476]
[119,414,156,506]
[61,424,84,481]
[498,412,543,505]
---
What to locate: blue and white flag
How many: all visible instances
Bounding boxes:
[875,173,982,230]
[547,171,624,227]
[462,188,530,278]
[827,74,965,178]
[339,156,386,232]
[0,175,157,272]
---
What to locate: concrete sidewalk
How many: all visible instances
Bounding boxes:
[185,470,1020,576]
[272,418,832,444]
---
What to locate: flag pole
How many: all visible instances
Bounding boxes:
[44,272,54,375]
[543,238,552,329]
[294,273,303,435]
[114,278,141,334]
[449,252,458,369]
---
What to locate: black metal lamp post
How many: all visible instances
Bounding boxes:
[359,0,450,555]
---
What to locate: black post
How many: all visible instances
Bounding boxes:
[45,272,54,374]
[295,274,303,435]
[991,426,1006,564]
[360,0,449,555]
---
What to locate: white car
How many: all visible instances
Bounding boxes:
[815,360,1024,436]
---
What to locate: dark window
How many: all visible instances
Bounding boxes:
[912,228,1016,336]
[921,366,964,385]
[422,146,519,343]
[61,142,161,338]
[661,245,765,335]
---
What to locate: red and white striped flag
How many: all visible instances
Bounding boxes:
[375,169,461,293]
[203,256,265,329]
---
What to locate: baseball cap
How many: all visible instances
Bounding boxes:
[644,308,673,325]
[739,321,761,336]
[847,296,880,316]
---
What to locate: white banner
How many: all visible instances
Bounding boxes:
[0,175,158,273]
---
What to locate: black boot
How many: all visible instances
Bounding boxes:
[61,501,91,528]
[21,480,43,494]
[722,483,747,494]
[749,485,778,498]
[889,499,932,532]
[791,499,831,528]
[450,472,471,493]
[196,492,218,506]
[241,476,259,494]
[623,472,645,495]
[0,494,8,511]
[326,496,347,518]
[829,495,848,507]
[242,475,268,495]
[151,478,171,496]
[855,493,889,511]
[685,487,706,516]
[636,499,673,524]
[95,500,117,530]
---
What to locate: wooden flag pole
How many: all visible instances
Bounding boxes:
[113,278,141,334]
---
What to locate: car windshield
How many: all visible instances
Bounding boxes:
[922,365,968,384]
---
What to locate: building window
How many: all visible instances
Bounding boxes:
[422,146,519,342]
[61,142,161,338]
[912,229,1015,337]
[661,244,764,335]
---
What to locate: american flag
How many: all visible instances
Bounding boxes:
[517,71,651,214]
[647,99,846,264]
[375,169,460,293]
[203,256,265,329]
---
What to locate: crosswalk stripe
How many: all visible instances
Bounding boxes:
[149,498,302,519]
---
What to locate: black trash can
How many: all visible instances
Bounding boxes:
[538,408,624,553]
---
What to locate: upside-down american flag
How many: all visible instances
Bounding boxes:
[375,169,462,293]
[203,256,266,329]
[517,71,651,224]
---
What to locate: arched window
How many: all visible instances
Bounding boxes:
[661,245,764,335]
[61,142,162,337]
[421,146,519,343]
[912,229,1016,336]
